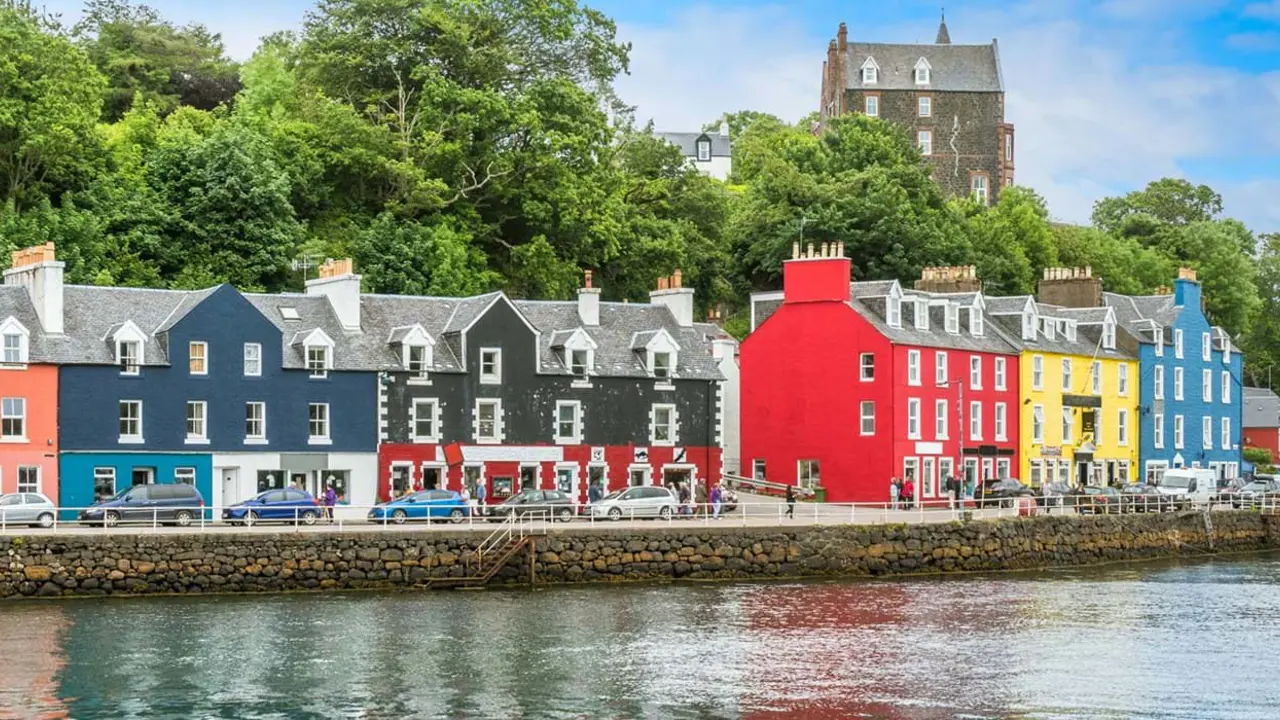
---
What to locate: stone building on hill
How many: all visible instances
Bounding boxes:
[817,13,1015,204]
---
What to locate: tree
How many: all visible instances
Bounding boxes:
[351,213,496,296]
[1092,177,1223,236]
[1052,224,1174,296]
[0,6,106,211]
[702,110,786,144]
[959,187,1058,296]
[1244,233,1280,386]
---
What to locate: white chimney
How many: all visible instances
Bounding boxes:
[305,258,362,331]
[719,121,729,137]
[577,270,600,326]
[3,242,64,334]
[650,269,694,327]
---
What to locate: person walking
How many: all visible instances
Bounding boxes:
[323,483,337,523]
[710,483,723,518]
[695,482,708,517]
[785,485,796,519]
[903,477,915,510]
[588,479,603,514]
[474,480,487,517]
[889,477,900,511]
[678,483,691,516]
[944,475,956,510]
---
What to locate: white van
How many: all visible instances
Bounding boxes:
[1155,468,1217,509]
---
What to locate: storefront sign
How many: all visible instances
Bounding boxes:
[915,441,943,455]
[1062,394,1102,408]
[1041,447,1063,457]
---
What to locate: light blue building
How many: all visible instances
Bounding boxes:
[1105,269,1243,483]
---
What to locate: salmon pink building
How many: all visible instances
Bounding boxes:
[742,246,1020,503]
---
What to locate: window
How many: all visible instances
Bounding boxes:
[907,398,921,439]
[696,140,711,162]
[188,341,207,375]
[1022,312,1036,340]
[308,403,330,442]
[1065,321,1077,343]
[969,356,982,389]
[997,458,1011,479]
[1094,411,1103,446]
[865,95,879,116]
[1091,361,1101,394]
[570,349,589,377]
[170,467,195,486]
[1222,371,1231,404]
[1032,355,1043,390]
[245,402,265,440]
[185,401,207,441]
[1154,414,1165,449]
[970,402,982,441]
[918,130,932,155]
[1174,329,1183,359]
[860,401,875,436]
[413,399,439,442]
[1032,405,1044,443]
[1061,358,1072,392]
[408,345,430,377]
[555,401,581,443]
[1118,364,1129,396]
[995,403,1007,441]
[1174,414,1184,449]
[1225,338,1232,364]
[1154,329,1164,356]
[913,300,928,330]
[971,308,984,336]
[94,467,116,501]
[17,466,38,493]
[918,96,932,117]
[1102,321,1116,349]
[1030,461,1043,488]
[1,333,21,364]
[1222,418,1232,450]
[1005,133,1014,163]
[653,351,672,379]
[1061,407,1073,444]
[995,357,1007,391]
[936,352,948,386]
[119,340,140,375]
[945,305,959,334]
[480,348,502,383]
[651,404,676,445]
[1043,319,1056,341]
[971,174,989,205]
[307,346,329,379]
[1154,366,1164,399]
[798,460,821,490]
[1202,332,1211,361]
[862,63,878,84]
[1118,409,1129,445]
[119,400,142,441]
[860,353,875,382]
[1174,367,1183,400]
[476,400,501,442]
[1203,417,1213,450]
[907,350,921,385]
[915,65,930,84]
[1202,369,1213,402]
[887,296,901,328]
[935,399,948,439]
[752,460,766,480]
[243,343,262,376]
[0,398,24,439]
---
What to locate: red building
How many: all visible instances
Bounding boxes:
[1243,386,1280,463]
[742,248,1020,503]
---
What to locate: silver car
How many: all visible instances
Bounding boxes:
[0,493,57,528]
[590,486,678,520]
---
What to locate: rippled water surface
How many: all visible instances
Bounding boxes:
[3,554,1280,719]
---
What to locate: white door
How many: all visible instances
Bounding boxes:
[922,458,936,499]
[221,468,238,508]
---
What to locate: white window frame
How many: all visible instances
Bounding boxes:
[412,398,441,444]
[915,66,930,84]
[907,350,921,386]
[696,139,711,162]
[1061,407,1073,444]
[1118,409,1129,446]
[0,397,25,440]
[0,320,28,365]
[1118,364,1129,396]
[308,403,331,444]
[1154,414,1165,449]
[174,467,196,486]
[16,465,39,494]
[886,296,901,328]
[945,305,959,334]
[860,401,875,436]
[118,340,141,376]
[652,351,673,379]
[1222,371,1231,404]
[865,95,879,116]
[969,356,982,390]
[918,130,932,155]
[1202,332,1211,362]
[935,351,948,386]
[918,96,931,117]
[1154,365,1165,399]
[907,398,921,439]
[1061,358,1072,392]
[862,58,878,84]
[119,400,143,443]
[935,399,948,439]
[971,174,989,205]
[475,399,504,444]
[1174,367,1184,401]
[306,345,330,379]
[859,353,875,382]
[1174,414,1184,449]
[1203,416,1213,450]
[245,401,266,443]
[970,401,982,441]
[995,357,1006,391]
[569,348,591,378]
[913,299,928,330]
[995,402,1007,441]
[554,400,582,445]
[1102,321,1116,350]
[1222,417,1231,450]
[1032,355,1043,390]
[406,344,431,379]
[798,460,822,490]
[243,343,262,377]
[650,403,678,446]
[1032,405,1044,444]
[188,341,208,376]
[1203,369,1213,402]
[971,308,984,336]
[1174,329,1183,359]
[1091,361,1101,395]
[479,348,502,384]
[185,400,208,444]
[94,467,116,501]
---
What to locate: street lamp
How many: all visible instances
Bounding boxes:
[936,377,967,498]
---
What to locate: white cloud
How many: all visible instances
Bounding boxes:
[1227,31,1280,51]
[1244,0,1280,21]
[611,2,1280,233]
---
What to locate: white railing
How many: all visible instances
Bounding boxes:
[0,496,1269,535]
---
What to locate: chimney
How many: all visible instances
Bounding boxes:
[914,265,981,293]
[650,269,694,327]
[305,258,362,331]
[837,22,848,54]
[3,242,64,334]
[783,239,851,305]
[1173,267,1202,310]
[719,121,729,138]
[577,269,600,326]
[1036,266,1102,309]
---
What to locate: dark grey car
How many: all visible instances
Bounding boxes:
[78,484,205,527]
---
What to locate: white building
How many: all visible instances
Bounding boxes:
[657,124,733,181]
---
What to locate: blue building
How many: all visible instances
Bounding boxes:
[1105,269,1243,483]
[50,276,379,513]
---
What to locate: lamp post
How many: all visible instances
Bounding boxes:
[936,377,966,499]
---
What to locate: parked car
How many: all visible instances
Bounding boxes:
[224,488,320,525]
[974,479,1033,508]
[1232,480,1279,509]
[0,493,57,528]
[1119,485,1175,513]
[1153,468,1217,509]
[1213,477,1248,504]
[78,483,204,527]
[368,489,468,524]
[488,489,576,522]
[1075,486,1123,514]
[1035,483,1076,508]
[590,486,679,521]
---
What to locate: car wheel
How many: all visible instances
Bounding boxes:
[301,510,318,526]
[608,507,623,521]
[36,513,54,529]
[451,508,467,524]
[392,509,408,525]
[104,511,120,528]
[245,511,259,527]
[175,510,193,527]
[659,505,673,519]
[555,507,573,523]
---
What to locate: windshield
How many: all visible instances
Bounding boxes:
[109,487,136,502]
[1161,476,1193,490]
[602,491,625,501]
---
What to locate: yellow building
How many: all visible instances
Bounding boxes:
[988,296,1140,487]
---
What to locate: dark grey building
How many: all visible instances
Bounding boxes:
[818,14,1015,203]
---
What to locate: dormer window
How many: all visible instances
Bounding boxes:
[570,349,590,377]
[1043,318,1056,341]
[913,300,928,330]
[1065,320,1077,343]
[1153,325,1164,356]
[307,346,330,378]
[406,344,430,377]
[118,341,140,374]
[1021,311,1036,341]
[0,318,28,365]
[886,296,902,328]
[970,308,984,336]
[696,139,711,162]
[914,57,931,85]
[292,328,335,379]
[945,305,959,334]
[634,328,680,381]
[653,352,672,379]
[1102,321,1116,350]
[861,56,879,84]
[1,333,19,364]
[390,325,434,380]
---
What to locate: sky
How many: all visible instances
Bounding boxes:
[39,0,1280,233]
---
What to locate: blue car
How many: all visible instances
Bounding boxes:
[223,488,320,525]
[368,489,469,524]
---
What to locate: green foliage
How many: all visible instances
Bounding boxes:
[1244,446,1274,473]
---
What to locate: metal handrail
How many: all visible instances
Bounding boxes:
[723,473,815,498]
[472,512,518,571]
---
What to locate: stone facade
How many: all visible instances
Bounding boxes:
[2,512,1276,598]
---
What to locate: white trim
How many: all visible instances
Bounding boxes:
[188,341,208,376]
[0,396,26,441]
[460,446,563,463]
[650,403,679,446]
[0,317,30,365]
[118,399,143,443]
[474,398,505,444]
[243,342,262,377]
[479,347,503,384]
[554,400,583,445]
[626,463,653,487]
[554,461,582,498]
[411,398,442,444]
[308,402,331,444]
[245,401,266,443]
[185,400,208,443]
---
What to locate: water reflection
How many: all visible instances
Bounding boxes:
[1,555,1279,719]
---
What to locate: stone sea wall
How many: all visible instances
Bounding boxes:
[3,512,1278,599]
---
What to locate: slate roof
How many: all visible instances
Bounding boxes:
[851,291,1020,355]
[0,286,51,361]
[1244,387,1280,428]
[655,131,731,158]
[55,286,190,366]
[844,41,1003,92]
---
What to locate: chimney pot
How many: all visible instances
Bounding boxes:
[657,277,669,291]
[806,243,815,258]
[792,242,800,259]
[583,269,593,289]
[672,269,683,288]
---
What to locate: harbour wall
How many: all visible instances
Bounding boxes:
[3,512,1278,599]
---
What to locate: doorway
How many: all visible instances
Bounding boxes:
[662,467,692,495]
[1077,461,1091,487]
[519,465,538,492]
[131,467,154,487]
[421,465,442,491]
[221,468,238,507]
[588,465,607,494]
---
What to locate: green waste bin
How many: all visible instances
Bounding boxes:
[813,486,827,503]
